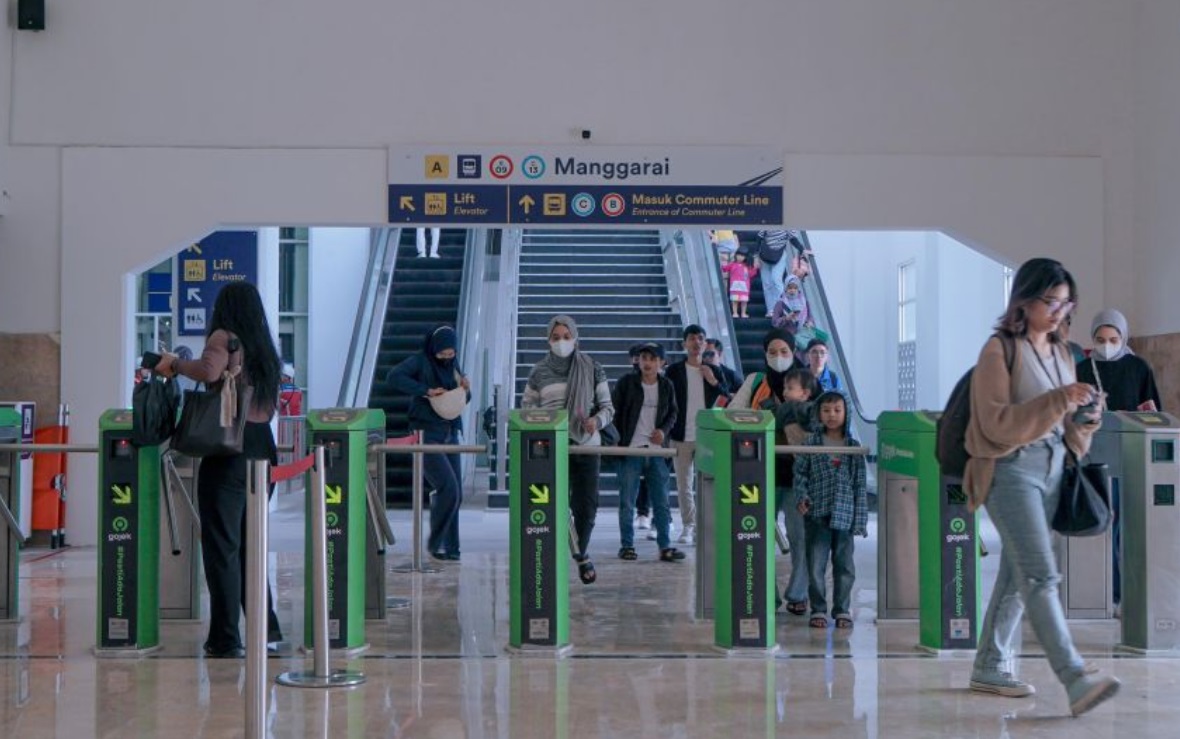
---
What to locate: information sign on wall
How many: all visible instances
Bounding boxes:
[177,231,258,337]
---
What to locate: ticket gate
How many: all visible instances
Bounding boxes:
[694,409,776,653]
[158,452,202,620]
[305,408,385,653]
[1091,411,1180,652]
[877,412,979,651]
[507,409,570,654]
[96,409,161,655]
[0,409,24,621]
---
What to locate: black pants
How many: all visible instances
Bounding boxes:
[569,453,601,558]
[196,423,281,652]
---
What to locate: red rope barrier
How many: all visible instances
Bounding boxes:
[271,452,316,483]
[384,433,420,446]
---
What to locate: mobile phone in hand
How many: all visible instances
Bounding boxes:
[141,351,163,369]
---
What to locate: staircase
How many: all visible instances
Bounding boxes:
[368,228,468,506]
[488,229,683,508]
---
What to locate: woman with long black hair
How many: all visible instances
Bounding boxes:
[965,258,1119,715]
[157,282,283,658]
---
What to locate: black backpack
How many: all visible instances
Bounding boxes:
[132,374,180,447]
[757,232,788,264]
[935,334,1015,477]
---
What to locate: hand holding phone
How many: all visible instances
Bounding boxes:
[141,351,163,370]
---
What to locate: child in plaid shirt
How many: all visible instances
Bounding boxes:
[795,391,867,630]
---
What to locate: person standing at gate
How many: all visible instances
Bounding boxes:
[964,257,1119,716]
[666,325,732,545]
[154,282,283,658]
[388,325,471,561]
[612,343,683,562]
[521,315,614,584]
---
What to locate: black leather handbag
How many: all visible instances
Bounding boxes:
[1052,452,1112,537]
[171,344,252,458]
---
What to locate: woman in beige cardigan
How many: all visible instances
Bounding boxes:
[965,258,1120,716]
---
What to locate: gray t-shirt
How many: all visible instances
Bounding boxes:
[1015,339,1073,438]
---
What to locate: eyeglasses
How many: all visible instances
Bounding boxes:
[1036,296,1075,315]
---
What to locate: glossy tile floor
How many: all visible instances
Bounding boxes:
[2,484,1177,738]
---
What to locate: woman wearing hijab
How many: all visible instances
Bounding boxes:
[1076,309,1162,413]
[728,328,797,411]
[1076,308,1161,614]
[521,315,615,584]
[389,325,471,561]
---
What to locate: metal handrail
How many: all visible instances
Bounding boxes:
[495,228,524,491]
[0,443,98,453]
[677,229,742,377]
[454,228,489,488]
[337,227,399,407]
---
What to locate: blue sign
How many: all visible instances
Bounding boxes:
[387,185,510,223]
[387,184,782,226]
[177,231,258,337]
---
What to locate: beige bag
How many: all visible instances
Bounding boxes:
[427,374,467,420]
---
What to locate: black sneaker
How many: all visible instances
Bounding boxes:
[659,548,686,562]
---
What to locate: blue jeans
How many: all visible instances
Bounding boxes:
[422,427,462,556]
[617,453,672,550]
[805,515,855,616]
[760,256,789,315]
[776,486,808,604]
[973,438,1086,686]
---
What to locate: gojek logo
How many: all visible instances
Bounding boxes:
[326,511,339,528]
[738,515,761,541]
[112,516,129,533]
[946,517,971,544]
[530,510,547,526]
[741,516,758,532]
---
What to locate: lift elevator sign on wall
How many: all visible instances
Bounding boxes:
[178,231,259,337]
[387,146,784,226]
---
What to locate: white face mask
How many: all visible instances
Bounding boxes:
[1094,342,1121,360]
[766,354,792,373]
[550,339,575,358]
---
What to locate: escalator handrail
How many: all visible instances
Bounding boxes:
[796,231,875,428]
[674,229,743,377]
[494,228,524,490]
[454,228,489,485]
[339,227,399,408]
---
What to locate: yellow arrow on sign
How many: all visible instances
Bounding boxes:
[739,484,760,505]
[529,484,550,505]
[399,195,415,212]
[186,243,203,255]
[111,485,133,505]
[519,195,536,214]
[325,485,343,505]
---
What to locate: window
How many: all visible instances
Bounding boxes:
[1002,266,1015,306]
[278,227,310,386]
[135,258,174,357]
[898,261,916,343]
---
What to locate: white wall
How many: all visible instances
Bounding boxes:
[809,231,1008,415]
[0,0,1171,542]
[307,228,371,408]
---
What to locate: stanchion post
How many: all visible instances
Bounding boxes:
[411,431,425,570]
[245,460,270,739]
[276,446,365,689]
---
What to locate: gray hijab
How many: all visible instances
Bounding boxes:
[1090,309,1134,362]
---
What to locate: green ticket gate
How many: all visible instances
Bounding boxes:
[877,411,979,651]
[1091,411,1180,652]
[508,409,570,654]
[96,409,161,655]
[305,408,385,653]
[0,409,23,621]
[694,409,776,653]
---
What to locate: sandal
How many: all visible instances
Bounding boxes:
[659,548,686,562]
[809,615,828,629]
[618,547,638,561]
[834,615,854,630]
[786,601,808,616]
[576,558,597,584]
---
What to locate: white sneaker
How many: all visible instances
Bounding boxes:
[678,525,695,545]
[647,527,658,540]
[429,252,441,258]
[635,514,651,530]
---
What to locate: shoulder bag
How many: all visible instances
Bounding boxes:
[1053,451,1112,537]
[171,339,253,458]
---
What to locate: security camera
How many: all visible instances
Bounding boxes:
[581,129,592,140]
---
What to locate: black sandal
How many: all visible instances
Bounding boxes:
[786,601,808,616]
[618,547,638,561]
[659,548,686,562]
[576,558,597,584]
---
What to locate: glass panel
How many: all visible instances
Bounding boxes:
[135,316,157,357]
[278,315,310,389]
[279,242,309,313]
[901,302,917,343]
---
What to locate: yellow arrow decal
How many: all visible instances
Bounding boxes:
[739,484,760,505]
[519,194,536,214]
[325,485,343,505]
[529,483,550,505]
[399,195,415,212]
[111,485,133,505]
[187,243,203,255]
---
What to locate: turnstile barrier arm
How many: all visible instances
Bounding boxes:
[0,497,24,544]
[160,454,182,556]
[365,471,396,554]
[162,452,202,541]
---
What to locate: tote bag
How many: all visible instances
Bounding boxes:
[172,345,252,458]
[1052,452,1112,537]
